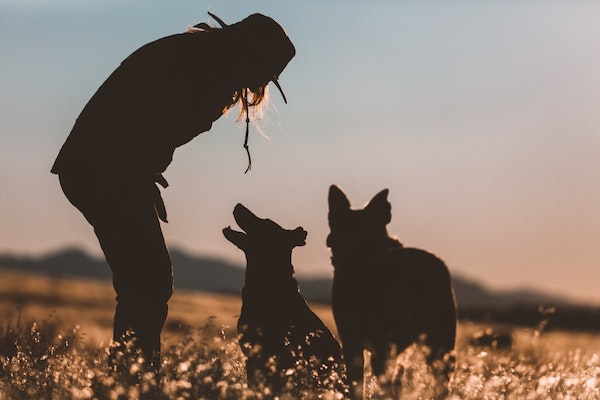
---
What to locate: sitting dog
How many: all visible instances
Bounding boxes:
[327,185,457,395]
[223,203,347,397]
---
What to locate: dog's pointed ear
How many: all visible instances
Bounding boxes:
[328,185,351,213]
[223,227,248,250]
[290,226,307,247]
[365,189,391,224]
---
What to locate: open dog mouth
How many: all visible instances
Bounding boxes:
[231,203,259,233]
[222,203,261,248]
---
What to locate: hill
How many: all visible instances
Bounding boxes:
[0,247,570,307]
[3,247,600,331]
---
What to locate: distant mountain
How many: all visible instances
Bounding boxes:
[5,247,600,331]
[0,247,570,309]
[0,247,244,295]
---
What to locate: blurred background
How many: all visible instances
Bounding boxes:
[1,0,599,304]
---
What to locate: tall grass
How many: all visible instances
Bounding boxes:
[0,316,247,400]
[1,315,599,400]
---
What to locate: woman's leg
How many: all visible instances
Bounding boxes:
[59,173,173,369]
[95,199,173,369]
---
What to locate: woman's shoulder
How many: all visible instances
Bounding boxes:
[122,31,221,66]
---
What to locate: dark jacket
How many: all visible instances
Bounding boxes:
[52,30,238,177]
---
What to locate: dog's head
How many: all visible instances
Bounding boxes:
[223,203,307,259]
[326,185,391,250]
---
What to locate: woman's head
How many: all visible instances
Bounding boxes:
[230,14,296,96]
[192,13,295,112]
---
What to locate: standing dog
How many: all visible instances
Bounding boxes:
[327,185,457,395]
[223,203,347,397]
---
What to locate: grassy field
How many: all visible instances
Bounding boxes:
[1,269,600,399]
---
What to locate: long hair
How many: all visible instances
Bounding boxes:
[189,14,278,172]
[230,86,269,123]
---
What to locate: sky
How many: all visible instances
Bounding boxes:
[1,0,599,304]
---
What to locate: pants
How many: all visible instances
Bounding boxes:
[58,171,173,368]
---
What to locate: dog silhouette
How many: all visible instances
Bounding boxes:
[223,203,347,397]
[327,185,457,395]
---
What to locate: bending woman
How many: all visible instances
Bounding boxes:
[51,13,295,371]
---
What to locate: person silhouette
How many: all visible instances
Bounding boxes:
[51,13,295,372]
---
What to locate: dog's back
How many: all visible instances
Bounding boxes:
[327,185,457,388]
[344,246,457,360]
[223,203,347,396]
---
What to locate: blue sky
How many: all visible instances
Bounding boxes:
[1,0,599,303]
